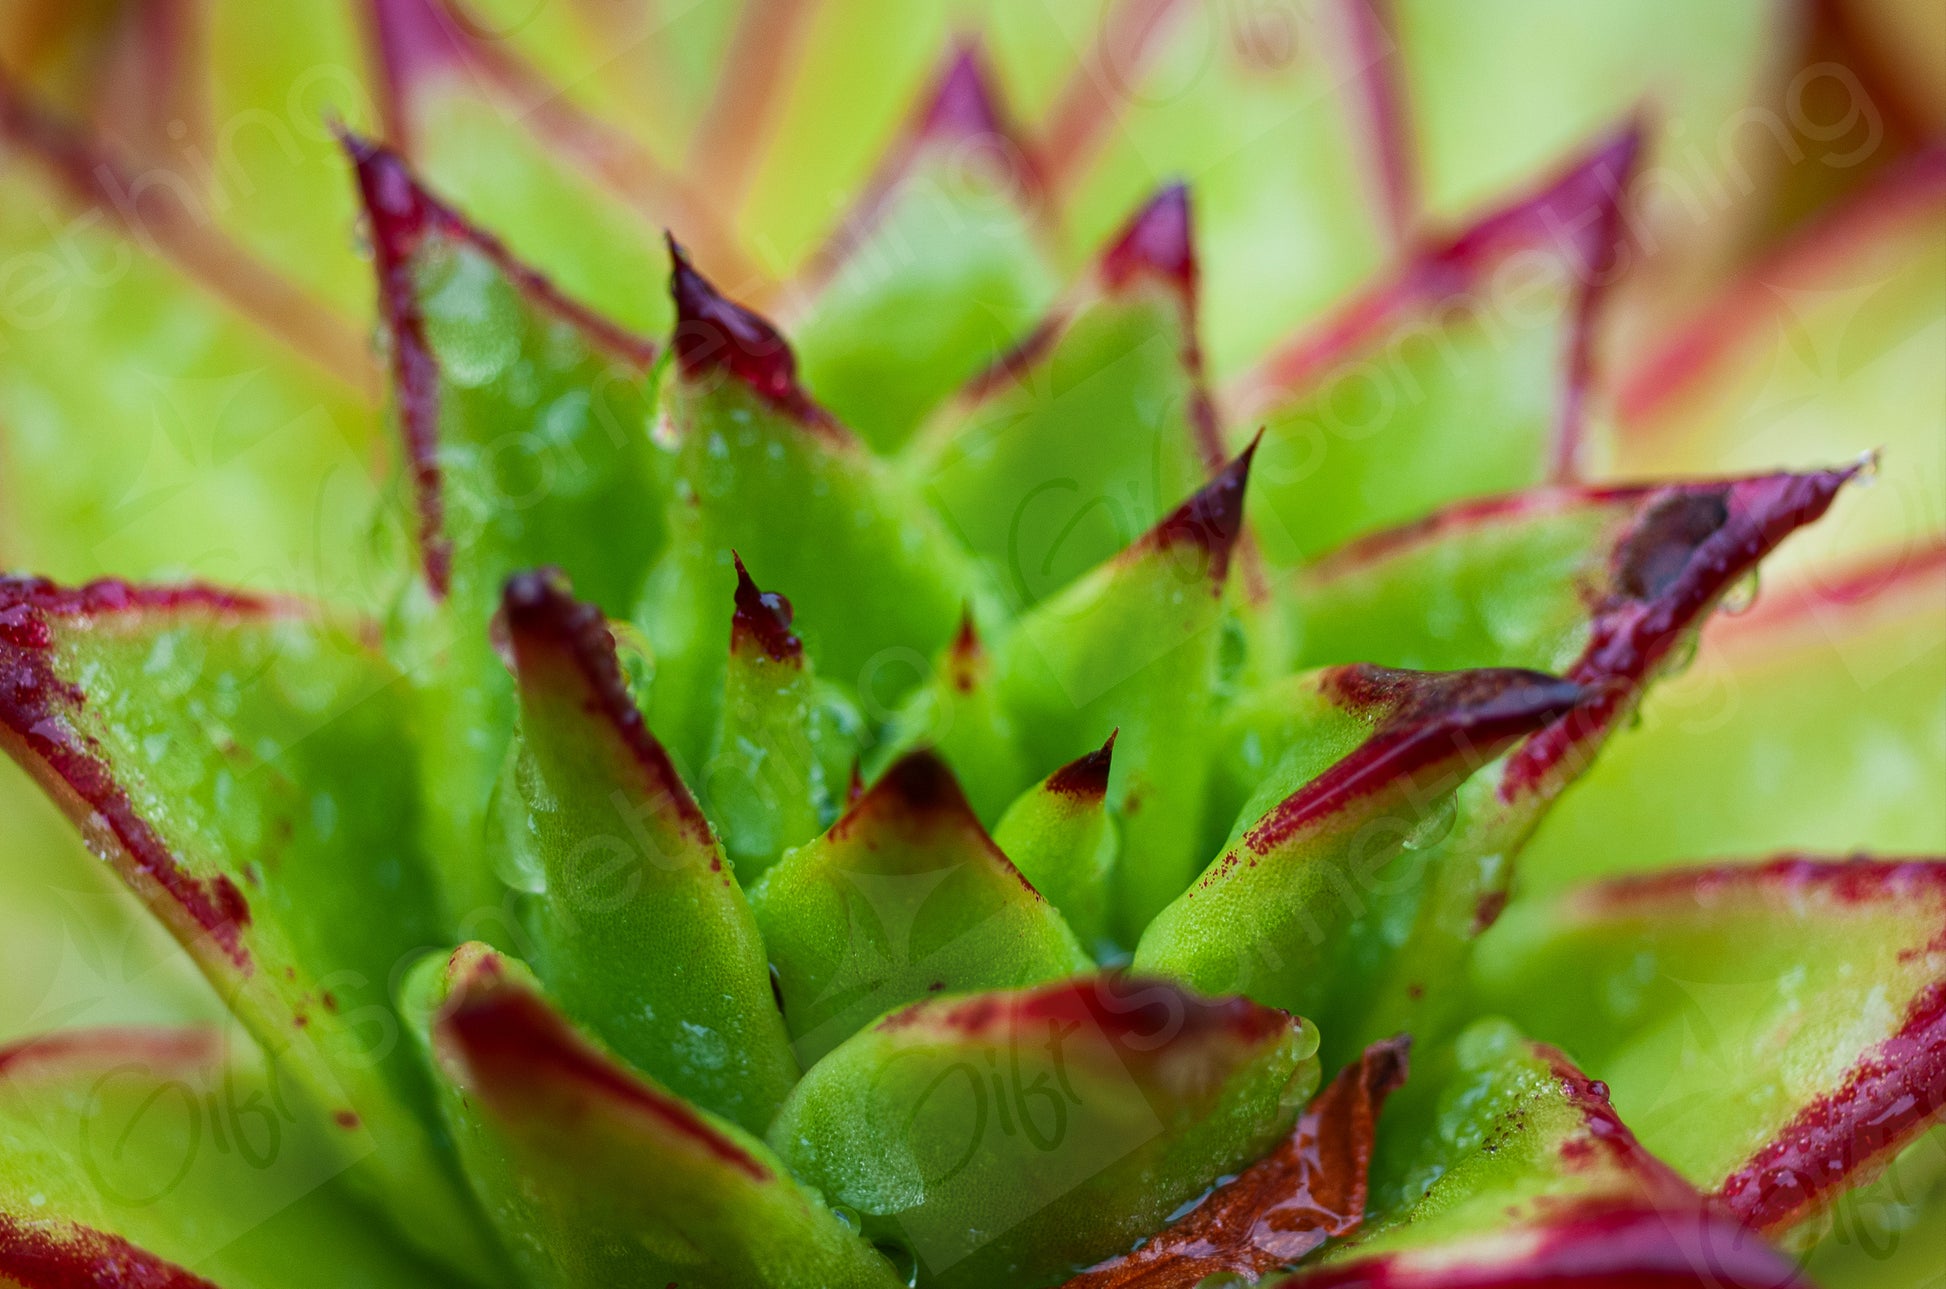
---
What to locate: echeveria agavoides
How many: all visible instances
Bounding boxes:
[0,6,1940,1288]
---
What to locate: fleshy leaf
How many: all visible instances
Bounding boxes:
[1473,857,1946,1240]
[877,610,1029,824]
[1063,1036,1408,1289]
[699,555,852,878]
[1233,126,1639,565]
[651,240,967,698]
[769,976,1322,1289]
[1045,0,1392,374]
[992,732,1118,952]
[501,570,798,1136]
[404,944,905,1289]
[0,1026,448,1288]
[0,578,495,1278]
[913,183,1222,606]
[350,135,668,924]
[0,75,383,607]
[1133,665,1583,1033]
[996,442,1256,940]
[906,183,1214,611]
[789,42,1057,451]
[1295,1019,1810,1287]
[1608,149,1946,584]
[1522,543,1946,889]
[748,751,1091,1065]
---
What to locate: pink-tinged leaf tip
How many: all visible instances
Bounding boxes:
[667,233,837,433]
[437,958,771,1182]
[876,975,1298,1054]
[1141,431,1259,584]
[501,570,711,844]
[1047,730,1117,800]
[1099,181,1195,296]
[921,41,1009,141]
[730,553,801,663]
[857,749,979,823]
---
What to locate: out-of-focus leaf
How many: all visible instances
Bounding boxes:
[0,577,496,1279]
[914,183,1220,606]
[0,1026,449,1288]
[877,611,1029,825]
[1232,128,1638,567]
[403,943,905,1289]
[500,570,798,1136]
[749,751,1090,1065]
[1474,857,1946,1241]
[771,976,1321,1289]
[788,44,1056,452]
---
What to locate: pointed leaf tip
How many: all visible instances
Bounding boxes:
[501,569,709,842]
[1100,181,1195,295]
[1047,729,1117,799]
[667,233,834,431]
[855,749,980,824]
[1242,666,1587,858]
[1142,432,1258,582]
[922,41,1008,140]
[1501,465,1858,798]
[730,553,801,663]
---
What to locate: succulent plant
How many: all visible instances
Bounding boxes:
[0,2,1941,1287]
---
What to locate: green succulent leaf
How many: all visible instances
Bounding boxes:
[1521,547,1946,889]
[769,976,1322,1289]
[404,943,904,1289]
[350,136,668,925]
[652,239,969,696]
[1134,665,1584,1037]
[996,444,1255,940]
[877,611,1029,824]
[499,569,799,1135]
[1287,1019,1811,1287]
[912,184,1221,607]
[1236,128,1638,566]
[992,732,1119,953]
[750,751,1091,1065]
[701,555,854,878]
[0,577,494,1279]
[1473,857,1946,1241]
[0,1026,444,1289]
[1064,1036,1408,1289]
[790,44,1057,452]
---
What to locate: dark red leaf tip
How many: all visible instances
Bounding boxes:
[921,41,1009,141]
[438,968,770,1182]
[1236,666,1586,861]
[730,553,801,664]
[1099,181,1195,297]
[501,569,711,843]
[1141,431,1259,583]
[875,975,1297,1056]
[863,749,979,822]
[1047,729,1117,800]
[667,233,838,433]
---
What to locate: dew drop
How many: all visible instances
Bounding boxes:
[831,1205,862,1234]
[1720,567,1760,616]
[1663,629,1700,676]
[1403,792,1457,851]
